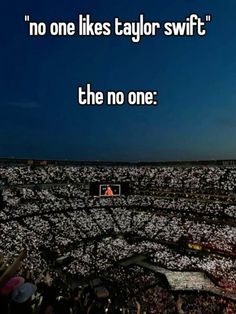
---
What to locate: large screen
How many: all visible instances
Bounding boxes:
[99,184,120,197]
[90,182,130,197]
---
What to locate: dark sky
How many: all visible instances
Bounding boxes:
[1,0,236,161]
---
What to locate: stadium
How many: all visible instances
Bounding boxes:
[0,158,235,313]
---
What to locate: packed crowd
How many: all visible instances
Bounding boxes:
[1,204,235,287]
[1,250,236,314]
[0,249,147,314]
[1,187,236,219]
[0,164,236,313]
[0,165,236,193]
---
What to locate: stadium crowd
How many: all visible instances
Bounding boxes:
[0,164,236,313]
[0,165,236,193]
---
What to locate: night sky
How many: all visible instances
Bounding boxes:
[1,1,236,161]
